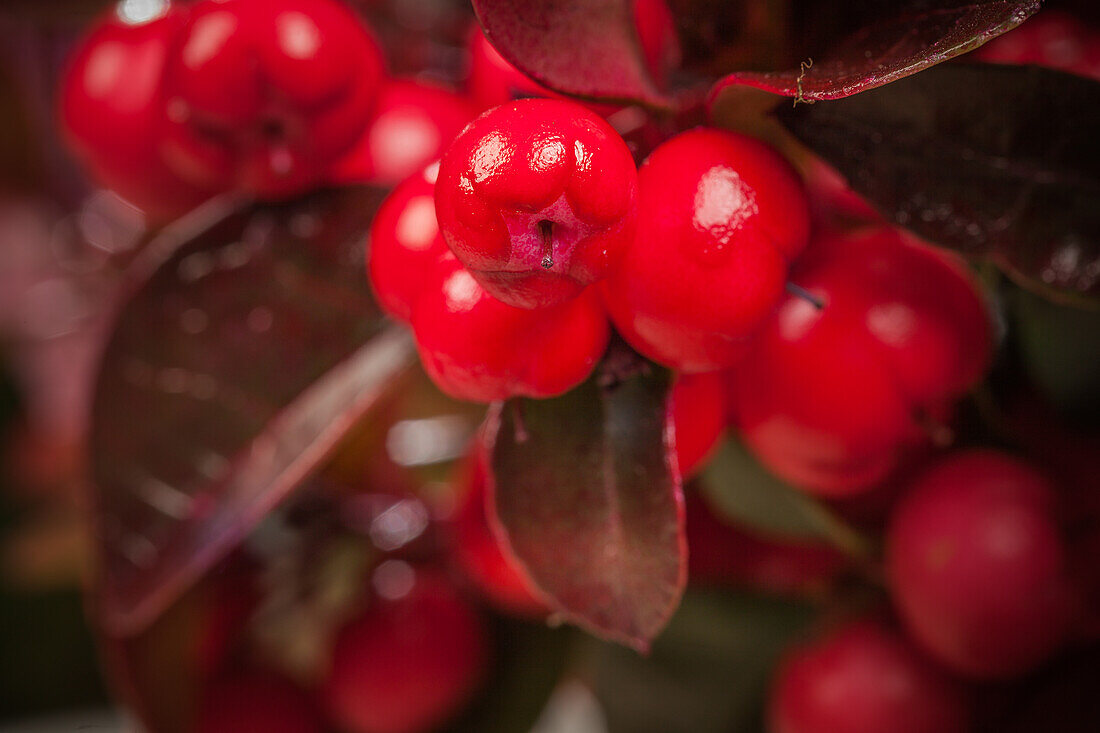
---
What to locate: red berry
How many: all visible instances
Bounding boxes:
[196,671,321,733]
[685,491,845,595]
[367,163,451,323]
[768,618,971,733]
[329,79,477,187]
[412,257,609,402]
[451,447,548,617]
[728,227,991,495]
[323,570,488,733]
[59,0,218,220]
[435,98,638,309]
[602,128,810,371]
[886,450,1078,679]
[162,0,385,198]
[667,371,727,477]
[976,10,1100,80]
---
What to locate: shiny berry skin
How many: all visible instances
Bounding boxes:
[451,447,548,617]
[885,450,1078,679]
[323,570,488,733]
[667,371,727,477]
[329,79,477,187]
[768,618,970,733]
[196,671,321,733]
[602,128,810,372]
[412,257,609,402]
[59,0,218,220]
[728,227,991,496]
[367,163,451,323]
[434,98,638,309]
[976,10,1100,80]
[162,0,385,199]
[685,491,845,595]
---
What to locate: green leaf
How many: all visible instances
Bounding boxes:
[592,588,818,733]
[775,63,1100,305]
[701,438,869,557]
[487,356,685,652]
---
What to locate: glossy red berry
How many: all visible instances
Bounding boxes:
[435,98,638,309]
[667,371,727,477]
[162,0,385,199]
[685,491,844,595]
[768,618,971,733]
[451,447,548,617]
[329,79,477,187]
[602,128,810,372]
[59,0,218,220]
[412,257,609,402]
[196,671,321,733]
[728,227,991,496]
[367,163,451,323]
[323,569,488,733]
[886,450,1078,679]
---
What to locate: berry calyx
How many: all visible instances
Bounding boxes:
[162,0,385,198]
[602,128,811,371]
[435,98,638,309]
[768,618,971,733]
[323,569,488,733]
[886,450,1078,679]
[412,257,610,402]
[728,227,992,495]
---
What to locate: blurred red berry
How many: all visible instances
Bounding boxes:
[728,227,991,496]
[768,618,971,733]
[162,0,385,198]
[329,78,477,187]
[667,371,727,477]
[367,162,451,323]
[323,570,488,733]
[886,450,1078,679]
[59,0,219,220]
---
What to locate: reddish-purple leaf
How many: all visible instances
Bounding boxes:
[485,358,686,652]
[775,63,1100,304]
[90,188,416,636]
[709,0,1039,104]
[472,0,674,109]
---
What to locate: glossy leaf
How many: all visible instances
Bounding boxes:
[592,589,817,733]
[472,0,674,109]
[90,188,417,636]
[710,0,1038,104]
[701,439,868,557]
[486,360,685,652]
[776,63,1100,304]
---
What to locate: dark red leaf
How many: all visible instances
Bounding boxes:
[90,188,416,636]
[774,63,1100,304]
[472,0,674,110]
[709,0,1039,104]
[485,357,685,652]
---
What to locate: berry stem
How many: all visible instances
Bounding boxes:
[786,282,825,310]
